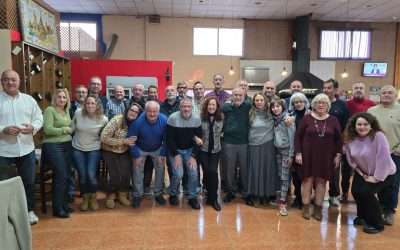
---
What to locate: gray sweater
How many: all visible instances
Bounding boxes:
[273,113,295,157]
[249,111,274,146]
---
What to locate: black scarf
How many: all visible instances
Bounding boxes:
[208,116,215,154]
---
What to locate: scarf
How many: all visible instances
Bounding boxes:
[273,112,286,127]
[208,116,215,154]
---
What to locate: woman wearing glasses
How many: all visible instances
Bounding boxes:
[100,103,142,208]
[295,94,342,221]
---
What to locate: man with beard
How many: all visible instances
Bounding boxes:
[263,81,279,101]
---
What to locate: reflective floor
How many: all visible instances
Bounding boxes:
[32,192,400,250]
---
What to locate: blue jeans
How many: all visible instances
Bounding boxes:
[378,154,400,213]
[72,148,101,194]
[42,141,72,208]
[0,150,36,211]
[168,149,199,199]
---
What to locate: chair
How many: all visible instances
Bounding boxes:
[35,151,53,214]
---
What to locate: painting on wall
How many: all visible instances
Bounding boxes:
[18,0,59,53]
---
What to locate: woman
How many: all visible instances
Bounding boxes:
[197,97,224,211]
[42,89,73,218]
[247,93,276,207]
[295,93,342,221]
[100,103,141,208]
[72,95,108,211]
[345,112,396,234]
[288,92,311,209]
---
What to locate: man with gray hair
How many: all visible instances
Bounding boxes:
[263,81,279,100]
[176,80,191,100]
[127,101,168,208]
[236,79,252,102]
[285,80,304,107]
[124,83,146,109]
[106,85,126,120]
[368,84,400,226]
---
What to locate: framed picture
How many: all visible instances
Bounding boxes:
[18,0,59,54]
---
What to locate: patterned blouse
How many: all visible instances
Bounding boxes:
[100,115,129,153]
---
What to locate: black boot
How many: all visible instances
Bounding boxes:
[53,207,69,218]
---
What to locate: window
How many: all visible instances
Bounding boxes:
[319,30,371,59]
[193,27,243,56]
[60,22,97,52]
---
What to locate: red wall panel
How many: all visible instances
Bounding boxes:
[71,58,173,100]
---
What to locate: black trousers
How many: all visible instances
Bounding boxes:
[198,151,220,202]
[352,172,394,229]
[341,156,353,195]
[329,167,341,197]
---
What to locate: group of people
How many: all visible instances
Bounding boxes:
[1,69,399,235]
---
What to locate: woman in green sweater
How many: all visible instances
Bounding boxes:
[42,88,73,218]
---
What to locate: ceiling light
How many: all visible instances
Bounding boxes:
[281,67,288,76]
[197,0,205,3]
[341,69,348,78]
[254,2,262,5]
[364,5,372,8]
[229,66,235,75]
[309,3,318,7]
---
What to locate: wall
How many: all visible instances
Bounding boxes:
[102,16,244,89]
[0,29,12,90]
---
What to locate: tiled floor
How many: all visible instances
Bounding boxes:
[32,193,400,250]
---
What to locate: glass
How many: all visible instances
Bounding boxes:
[316,101,328,105]
[128,109,139,114]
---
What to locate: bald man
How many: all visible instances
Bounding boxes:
[106,84,126,120]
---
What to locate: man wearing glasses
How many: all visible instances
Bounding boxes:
[176,81,191,100]
[88,76,108,111]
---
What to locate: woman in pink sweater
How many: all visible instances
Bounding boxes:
[345,112,396,234]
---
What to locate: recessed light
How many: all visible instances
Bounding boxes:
[310,3,318,7]
[197,0,205,3]
[393,16,398,20]
[254,1,262,5]
[365,5,372,8]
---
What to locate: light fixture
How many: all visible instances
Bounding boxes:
[341,69,348,78]
[228,0,235,75]
[342,0,350,78]
[281,0,289,76]
[229,66,235,75]
[281,67,288,76]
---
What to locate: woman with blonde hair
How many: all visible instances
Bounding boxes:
[42,88,73,218]
[72,95,108,211]
[295,93,342,221]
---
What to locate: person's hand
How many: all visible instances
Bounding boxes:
[364,175,379,183]
[134,157,142,168]
[287,157,293,167]
[156,156,165,166]
[284,116,295,127]
[194,136,203,146]
[188,156,197,169]
[295,154,302,165]
[123,136,137,146]
[334,155,341,168]
[3,126,21,136]
[20,123,33,134]
[66,127,73,135]
[174,155,183,169]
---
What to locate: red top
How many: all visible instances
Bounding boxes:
[346,97,376,117]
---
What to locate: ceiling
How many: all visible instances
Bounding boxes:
[44,0,400,22]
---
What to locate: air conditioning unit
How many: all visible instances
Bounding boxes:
[149,15,160,24]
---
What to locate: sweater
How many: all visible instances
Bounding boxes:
[346,131,396,181]
[42,106,72,143]
[248,110,274,146]
[167,111,202,157]
[100,115,129,153]
[127,112,168,158]
[221,100,252,144]
[71,109,108,151]
[273,113,295,156]
[346,97,376,117]
[368,103,400,152]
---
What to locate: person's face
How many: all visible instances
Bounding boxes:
[352,83,365,99]
[292,98,305,111]
[114,87,125,101]
[207,99,217,115]
[148,87,158,101]
[263,82,276,98]
[232,89,245,107]
[180,101,193,119]
[75,87,87,102]
[254,95,266,109]
[323,82,335,99]
[177,84,188,97]
[355,117,371,138]
[1,71,20,97]
[271,103,283,116]
[379,87,397,106]
[193,84,205,100]
[55,91,68,109]
[145,104,159,123]
[85,97,97,114]
[165,86,176,100]
[126,105,140,121]
[89,78,102,93]
[237,81,249,94]
[213,75,224,90]
[291,81,303,93]
[133,85,144,100]
[314,99,328,114]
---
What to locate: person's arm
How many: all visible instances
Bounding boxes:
[294,116,307,165]
[373,132,395,181]
[166,117,179,157]
[159,117,168,157]
[288,122,296,158]
[191,122,202,158]
[332,117,343,168]
[43,107,69,136]
[126,116,141,158]
[30,99,44,135]
[100,116,125,146]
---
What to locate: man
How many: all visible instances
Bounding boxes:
[124,83,146,110]
[176,80,191,100]
[340,82,376,203]
[70,85,88,118]
[263,81,279,100]
[192,81,205,115]
[323,79,349,207]
[160,86,180,117]
[147,85,161,104]
[205,73,231,105]
[285,80,303,107]
[221,88,252,204]
[106,85,126,120]
[0,69,43,225]
[127,101,168,208]
[368,85,400,226]
[167,98,202,210]
[236,79,252,102]
[88,76,108,111]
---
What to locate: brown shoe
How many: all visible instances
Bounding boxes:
[89,193,99,210]
[302,204,310,220]
[118,191,131,206]
[314,205,323,221]
[105,193,115,209]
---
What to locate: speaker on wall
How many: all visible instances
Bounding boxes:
[149,15,161,24]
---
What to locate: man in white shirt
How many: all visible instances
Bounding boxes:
[0,69,43,225]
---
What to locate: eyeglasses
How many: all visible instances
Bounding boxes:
[128,109,140,114]
[177,86,187,89]
[75,91,87,94]
[90,83,102,86]
[316,101,328,105]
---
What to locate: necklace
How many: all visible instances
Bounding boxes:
[314,118,327,137]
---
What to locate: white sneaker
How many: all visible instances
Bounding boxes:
[329,197,340,207]
[279,204,288,216]
[28,211,39,225]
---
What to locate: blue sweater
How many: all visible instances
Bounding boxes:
[127,113,168,158]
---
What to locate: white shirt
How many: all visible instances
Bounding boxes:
[0,91,43,157]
